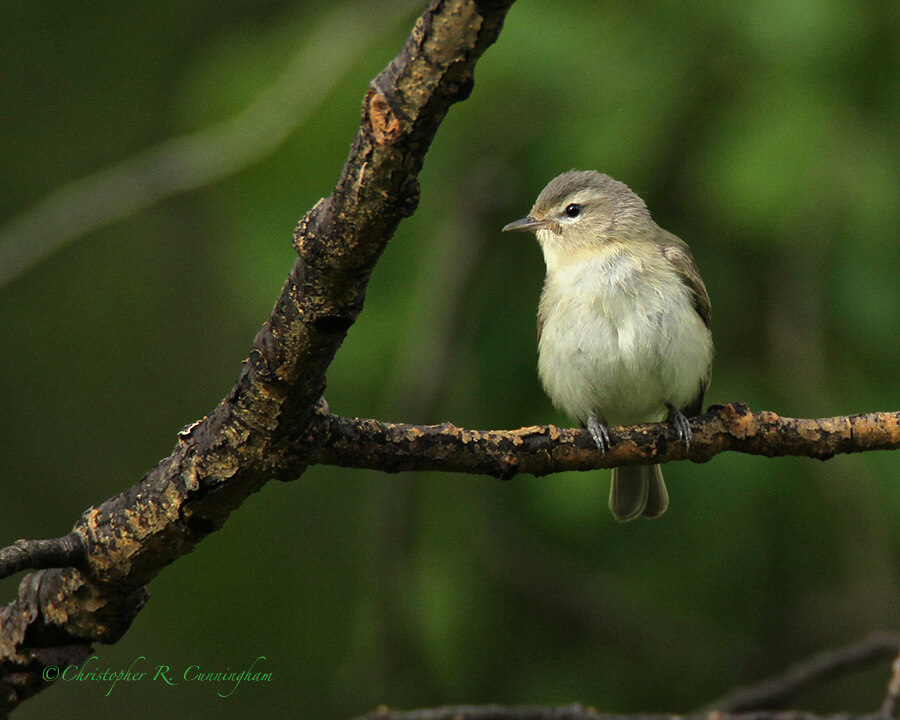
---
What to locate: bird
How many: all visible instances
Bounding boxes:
[502,170,713,521]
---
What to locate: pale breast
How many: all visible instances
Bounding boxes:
[537,247,712,426]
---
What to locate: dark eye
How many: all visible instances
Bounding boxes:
[564,203,581,218]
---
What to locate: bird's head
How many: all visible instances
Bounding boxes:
[502,170,653,261]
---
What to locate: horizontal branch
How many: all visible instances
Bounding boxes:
[2,404,897,583]
[353,705,886,720]
[307,404,900,478]
[0,534,85,579]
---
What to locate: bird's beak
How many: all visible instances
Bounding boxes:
[502,216,549,233]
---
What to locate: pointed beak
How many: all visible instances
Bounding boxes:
[502,215,549,233]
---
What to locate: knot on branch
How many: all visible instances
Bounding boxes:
[367,90,404,146]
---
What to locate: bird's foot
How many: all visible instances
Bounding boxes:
[666,403,692,453]
[587,413,610,455]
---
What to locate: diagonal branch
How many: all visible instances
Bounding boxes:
[711,631,900,713]
[352,706,886,720]
[0,1,516,714]
[348,633,900,720]
[2,1,897,717]
[884,645,900,718]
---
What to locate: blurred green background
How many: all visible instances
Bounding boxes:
[2,0,899,717]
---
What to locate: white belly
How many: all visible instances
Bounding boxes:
[537,249,712,426]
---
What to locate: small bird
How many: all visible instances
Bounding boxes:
[503,171,713,521]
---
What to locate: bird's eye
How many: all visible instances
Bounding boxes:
[564,203,581,218]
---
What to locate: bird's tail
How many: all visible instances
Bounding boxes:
[609,465,668,522]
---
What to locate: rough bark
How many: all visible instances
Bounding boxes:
[306,404,900,478]
[353,708,885,720]
[2,1,898,717]
[0,0,515,713]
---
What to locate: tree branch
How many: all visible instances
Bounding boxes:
[306,404,900,479]
[0,535,85,578]
[351,631,900,720]
[883,645,900,718]
[0,1,515,714]
[352,706,886,720]
[2,404,898,583]
[712,632,900,713]
[2,1,898,717]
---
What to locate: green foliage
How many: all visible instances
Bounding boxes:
[1,1,898,717]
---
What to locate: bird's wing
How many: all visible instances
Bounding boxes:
[660,231,711,329]
[659,230,712,416]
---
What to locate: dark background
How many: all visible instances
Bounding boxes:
[2,1,899,717]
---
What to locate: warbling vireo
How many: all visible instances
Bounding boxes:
[503,170,713,521]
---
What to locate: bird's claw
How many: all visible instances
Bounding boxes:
[587,413,610,455]
[666,403,692,453]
